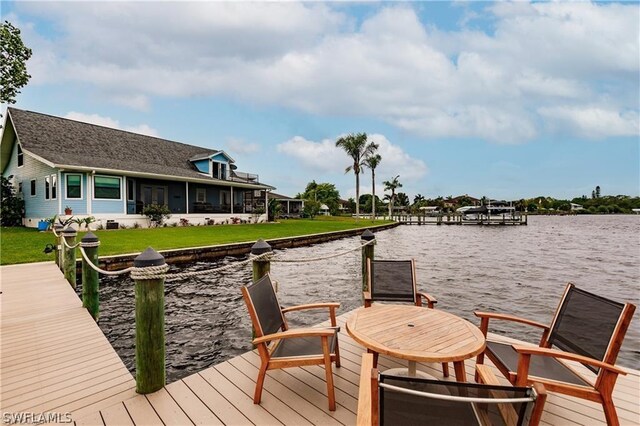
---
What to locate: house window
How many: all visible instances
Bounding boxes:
[30,179,36,196]
[212,162,227,180]
[94,175,121,200]
[45,176,50,200]
[196,188,206,203]
[51,175,57,200]
[18,182,22,194]
[127,179,135,201]
[66,174,82,199]
[17,145,23,167]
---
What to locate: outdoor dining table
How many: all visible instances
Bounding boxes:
[346,304,486,381]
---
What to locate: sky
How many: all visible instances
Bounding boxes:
[2,1,639,201]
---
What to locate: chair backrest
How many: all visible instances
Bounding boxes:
[378,373,541,426]
[241,274,286,337]
[368,259,417,304]
[547,283,636,373]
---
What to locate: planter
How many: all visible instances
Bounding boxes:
[37,220,49,231]
[64,208,73,215]
[106,221,119,230]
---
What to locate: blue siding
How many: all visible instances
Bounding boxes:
[2,138,58,222]
[211,153,229,162]
[60,172,87,214]
[193,159,209,174]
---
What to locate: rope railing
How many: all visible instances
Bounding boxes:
[73,238,375,281]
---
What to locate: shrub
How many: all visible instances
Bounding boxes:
[143,204,171,226]
[303,200,321,219]
[0,176,24,226]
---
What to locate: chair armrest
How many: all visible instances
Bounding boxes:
[281,302,340,313]
[475,312,550,330]
[512,345,628,376]
[476,364,501,385]
[417,292,437,308]
[252,328,335,345]
[357,353,376,426]
[282,302,340,327]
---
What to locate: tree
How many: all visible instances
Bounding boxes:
[383,175,402,217]
[1,21,33,104]
[1,175,24,226]
[303,200,321,219]
[335,133,378,220]
[413,194,425,206]
[299,180,341,215]
[396,192,410,207]
[595,186,601,198]
[363,153,381,221]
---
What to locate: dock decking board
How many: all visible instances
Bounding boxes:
[2,262,638,425]
[0,263,136,422]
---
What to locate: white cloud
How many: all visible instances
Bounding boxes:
[16,2,640,142]
[276,134,427,180]
[64,112,159,137]
[225,138,260,155]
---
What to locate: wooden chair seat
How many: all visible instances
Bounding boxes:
[486,341,589,387]
[271,332,338,359]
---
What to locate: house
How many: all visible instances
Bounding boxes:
[443,194,480,209]
[267,192,304,218]
[570,203,584,211]
[0,108,274,228]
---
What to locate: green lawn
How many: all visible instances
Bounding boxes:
[0,217,392,265]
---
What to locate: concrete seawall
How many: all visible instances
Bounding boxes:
[78,222,399,271]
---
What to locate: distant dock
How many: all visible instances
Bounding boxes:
[393,213,528,226]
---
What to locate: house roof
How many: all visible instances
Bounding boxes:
[1,108,272,189]
[268,192,301,201]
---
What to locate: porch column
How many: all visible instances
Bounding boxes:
[265,190,268,213]
[185,182,189,214]
[230,186,234,214]
[287,200,290,214]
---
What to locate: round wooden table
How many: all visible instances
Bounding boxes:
[346,304,486,381]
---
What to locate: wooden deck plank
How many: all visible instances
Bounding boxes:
[101,402,134,426]
[145,388,195,426]
[164,379,223,425]
[74,410,105,426]
[123,395,164,426]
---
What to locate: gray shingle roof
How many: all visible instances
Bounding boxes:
[6,108,270,187]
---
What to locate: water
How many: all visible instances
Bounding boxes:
[90,215,640,382]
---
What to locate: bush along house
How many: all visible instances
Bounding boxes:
[0,108,274,228]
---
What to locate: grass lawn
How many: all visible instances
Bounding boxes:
[0,217,392,265]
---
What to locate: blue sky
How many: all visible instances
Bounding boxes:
[3,1,639,201]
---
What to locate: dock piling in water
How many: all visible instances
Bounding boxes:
[134,247,166,394]
[251,239,272,282]
[62,227,77,288]
[361,230,375,291]
[81,232,100,322]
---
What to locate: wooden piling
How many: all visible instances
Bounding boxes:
[134,247,166,394]
[251,239,272,282]
[81,232,100,322]
[361,230,375,291]
[62,228,77,288]
[53,224,64,268]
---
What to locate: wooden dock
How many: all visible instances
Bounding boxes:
[1,263,638,425]
[0,263,137,422]
[395,214,528,226]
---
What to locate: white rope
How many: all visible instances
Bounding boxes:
[379,383,536,404]
[61,236,81,249]
[52,227,60,237]
[270,238,375,263]
[79,246,136,276]
[130,264,170,280]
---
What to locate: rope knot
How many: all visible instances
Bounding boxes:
[130,264,170,280]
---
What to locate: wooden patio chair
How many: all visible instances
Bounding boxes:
[364,258,448,376]
[241,273,341,411]
[475,283,636,426]
[357,353,547,426]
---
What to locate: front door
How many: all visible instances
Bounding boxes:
[141,185,168,206]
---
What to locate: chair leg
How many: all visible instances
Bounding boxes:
[323,343,336,411]
[602,397,620,426]
[442,362,449,377]
[475,352,485,382]
[367,349,379,368]
[334,339,341,368]
[254,363,268,404]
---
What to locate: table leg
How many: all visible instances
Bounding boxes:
[454,361,467,382]
[367,349,379,368]
[408,361,417,376]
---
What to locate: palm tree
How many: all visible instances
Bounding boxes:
[363,153,381,221]
[335,133,379,220]
[413,194,425,206]
[383,175,402,218]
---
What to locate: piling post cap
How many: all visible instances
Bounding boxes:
[53,223,64,230]
[361,229,375,241]
[134,247,166,267]
[251,239,272,255]
[61,227,77,236]
[81,232,99,244]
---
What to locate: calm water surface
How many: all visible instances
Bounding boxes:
[92,215,640,382]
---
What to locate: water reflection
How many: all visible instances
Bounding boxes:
[91,215,640,382]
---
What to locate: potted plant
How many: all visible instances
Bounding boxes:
[64,206,72,215]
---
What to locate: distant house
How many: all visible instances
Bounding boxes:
[570,203,584,211]
[0,108,274,228]
[443,194,480,208]
[268,192,304,218]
